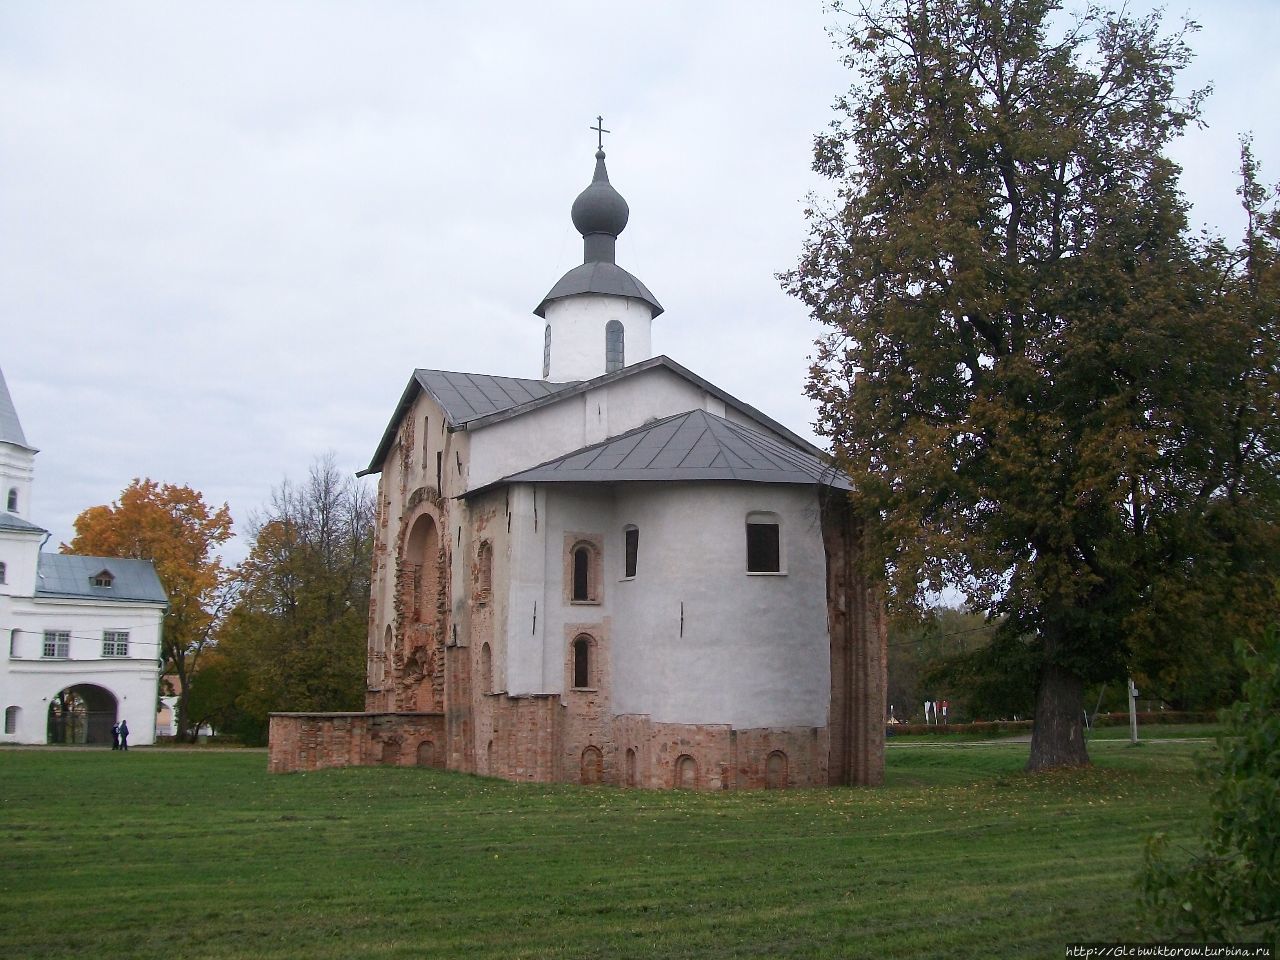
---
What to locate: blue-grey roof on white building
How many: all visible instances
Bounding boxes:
[35,553,168,605]
[467,408,852,495]
[0,512,46,534]
[0,365,36,451]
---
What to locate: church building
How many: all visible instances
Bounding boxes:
[0,366,167,746]
[268,140,886,788]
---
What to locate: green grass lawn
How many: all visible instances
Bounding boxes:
[0,740,1211,960]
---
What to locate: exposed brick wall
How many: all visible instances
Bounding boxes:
[269,712,445,773]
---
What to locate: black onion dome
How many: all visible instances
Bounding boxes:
[570,149,629,237]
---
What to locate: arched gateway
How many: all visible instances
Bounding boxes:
[46,684,117,745]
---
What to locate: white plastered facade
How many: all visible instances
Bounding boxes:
[0,382,165,746]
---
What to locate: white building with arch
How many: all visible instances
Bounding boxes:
[0,367,166,746]
[269,142,886,788]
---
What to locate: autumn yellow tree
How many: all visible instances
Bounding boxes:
[65,478,234,741]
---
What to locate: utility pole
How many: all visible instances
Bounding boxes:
[1127,677,1140,745]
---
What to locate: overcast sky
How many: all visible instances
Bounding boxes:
[2,1,1276,562]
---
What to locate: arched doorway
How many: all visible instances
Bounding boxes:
[404,514,441,629]
[47,684,117,745]
[674,754,698,790]
[402,512,443,712]
[580,746,603,785]
[416,741,437,768]
[765,751,789,790]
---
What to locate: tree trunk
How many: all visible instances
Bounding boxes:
[1027,659,1090,771]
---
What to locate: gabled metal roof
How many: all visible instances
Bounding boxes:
[466,408,852,496]
[359,370,579,477]
[0,365,36,452]
[416,369,578,425]
[0,512,46,534]
[360,356,827,478]
[35,553,168,605]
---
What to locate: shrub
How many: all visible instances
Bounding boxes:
[1140,625,1280,945]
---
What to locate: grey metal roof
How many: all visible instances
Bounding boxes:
[416,369,577,425]
[467,408,852,495]
[534,261,664,319]
[35,553,168,605]
[359,370,579,476]
[360,356,830,478]
[0,365,36,451]
[0,511,47,534]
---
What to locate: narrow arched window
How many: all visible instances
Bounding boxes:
[573,546,590,601]
[6,488,16,513]
[477,540,493,602]
[479,642,493,695]
[0,561,6,584]
[4,706,17,735]
[573,635,591,688]
[623,526,639,578]
[605,320,624,372]
[542,324,552,378]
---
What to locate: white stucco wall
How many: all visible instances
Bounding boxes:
[543,294,653,383]
[0,528,44,600]
[495,480,830,729]
[1,592,165,745]
[0,441,36,520]
[609,482,830,728]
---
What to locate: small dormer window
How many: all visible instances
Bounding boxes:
[6,488,16,512]
[91,570,114,589]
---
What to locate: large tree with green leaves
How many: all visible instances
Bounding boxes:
[785,0,1278,769]
[213,455,373,741]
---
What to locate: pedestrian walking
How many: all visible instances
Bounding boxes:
[118,719,129,751]
[111,722,120,750]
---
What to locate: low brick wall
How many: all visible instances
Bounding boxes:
[269,712,445,773]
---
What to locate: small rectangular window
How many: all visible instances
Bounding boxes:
[746,523,781,573]
[103,631,129,657]
[42,630,70,659]
[624,527,639,578]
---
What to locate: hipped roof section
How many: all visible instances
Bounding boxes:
[359,356,826,478]
[465,408,852,497]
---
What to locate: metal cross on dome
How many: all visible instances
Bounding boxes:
[590,115,610,150]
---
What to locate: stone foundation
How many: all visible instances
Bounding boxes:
[269,699,829,790]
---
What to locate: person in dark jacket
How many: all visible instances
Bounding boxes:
[118,719,129,751]
[111,722,120,750]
